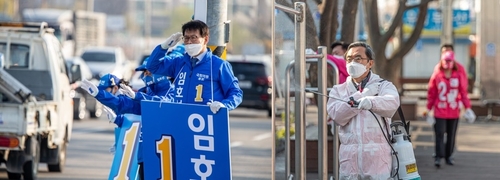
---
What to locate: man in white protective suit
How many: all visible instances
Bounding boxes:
[326,42,400,180]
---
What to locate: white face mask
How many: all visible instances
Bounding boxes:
[347,62,368,78]
[185,43,203,57]
[333,54,344,59]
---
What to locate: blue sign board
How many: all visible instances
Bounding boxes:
[403,8,471,36]
[108,114,141,180]
[141,101,232,180]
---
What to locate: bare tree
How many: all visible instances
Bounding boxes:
[319,0,339,54]
[340,0,359,44]
[275,0,320,51]
[363,0,432,89]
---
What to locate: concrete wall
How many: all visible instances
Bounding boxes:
[477,1,500,99]
[403,38,470,78]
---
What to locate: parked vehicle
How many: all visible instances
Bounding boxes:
[0,22,73,179]
[79,46,135,81]
[65,56,103,119]
[22,8,106,59]
[227,54,273,117]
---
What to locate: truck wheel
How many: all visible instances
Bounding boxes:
[74,96,87,120]
[7,172,21,179]
[90,102,103,119]
[48,135,67,172]
[23,136,40,180]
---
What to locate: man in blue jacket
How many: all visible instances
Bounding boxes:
[147,20,243,113]
[81,71,173,180]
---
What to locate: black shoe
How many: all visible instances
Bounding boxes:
[435,158,441,168]
[446,158,454,165]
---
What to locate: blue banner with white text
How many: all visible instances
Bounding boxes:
[141,101,232,180]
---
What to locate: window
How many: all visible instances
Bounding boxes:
[0,43,30,68]
[81,52,116,63]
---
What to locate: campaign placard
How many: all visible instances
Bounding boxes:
[108,114,141,180]
[141,101,232,180]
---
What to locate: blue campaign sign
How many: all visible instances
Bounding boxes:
[108,114,141,180]
[403,8,470,36]
[141,101,232,180]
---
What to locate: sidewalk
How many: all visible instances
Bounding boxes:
[275,106,500,180]
[411,120,500,180]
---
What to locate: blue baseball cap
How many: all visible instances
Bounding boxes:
[98,74,121,90]
[169,44,185,56]
[135,57,149,71]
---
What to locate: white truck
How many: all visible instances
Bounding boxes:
[22,8,107,59]
[0,22,74,180]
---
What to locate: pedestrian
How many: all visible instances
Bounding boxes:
[433,44,467,81]
[82,70,173,179]
[328,41,349,84]
[426,51,476,168]
[146,19,243,113]
[326,42,400,179]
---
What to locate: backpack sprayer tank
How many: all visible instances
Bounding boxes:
[391,121,421,180]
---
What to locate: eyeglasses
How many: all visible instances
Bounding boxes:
[183,35,201,43]
[345,56,369,63]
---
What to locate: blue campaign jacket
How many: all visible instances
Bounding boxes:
[95,77,173,117]
[147,45,243,110]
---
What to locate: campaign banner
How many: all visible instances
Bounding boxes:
[403,8,471,36]
[108,114,141,180]
[141,101,232,180]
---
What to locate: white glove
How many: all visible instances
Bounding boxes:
[361,82,380,97]
[464,108,476,123]
[109,143,116,154]
[161,32,183,49]
[81,79,99,97]
[103,106,117,123]
[425,109,435,125]
[207,101,226,114]
[120,84,135,99]
[357,97,372,110]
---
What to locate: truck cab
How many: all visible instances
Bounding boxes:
[0,22,73,179]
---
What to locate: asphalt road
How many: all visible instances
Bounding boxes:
[0,108,273,180]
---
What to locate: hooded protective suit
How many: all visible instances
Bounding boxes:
[327,72,400,180]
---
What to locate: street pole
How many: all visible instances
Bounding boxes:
[87,0,94,12]
[206,0,228,60]
[441,0,454,46]
[145,0,151,49]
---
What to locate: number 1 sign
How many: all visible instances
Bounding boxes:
[141,101,232,180]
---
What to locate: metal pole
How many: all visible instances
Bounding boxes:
[285,58,339,179]
[294,2,306,180]
[207,0,228,59]
[441,0,454,45]
[285,61,292,179]
[317,46,328,179]
[271,1,276,179]
[333,126,339,180]
[87,0,94,12]
[144,0,151,49]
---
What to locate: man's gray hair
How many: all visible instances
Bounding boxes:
[346,42,375,61]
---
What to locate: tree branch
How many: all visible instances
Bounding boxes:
[275,0,295,22]
[380,1,406,45]
[391,0,430,59]
[363,0,382,52]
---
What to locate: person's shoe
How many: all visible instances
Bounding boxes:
[446,158,454,165]
[434,158,441,168]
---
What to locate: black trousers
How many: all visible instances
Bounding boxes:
[434,118,459,159]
